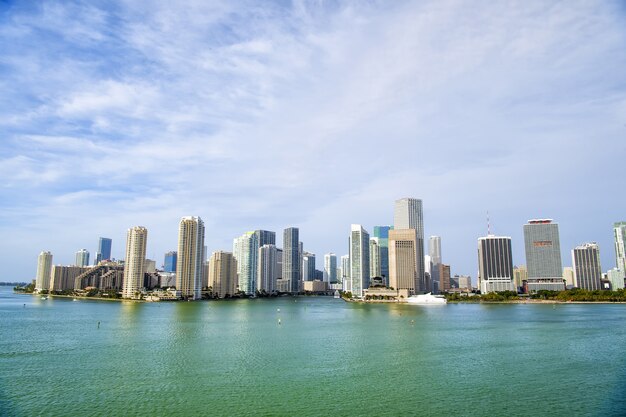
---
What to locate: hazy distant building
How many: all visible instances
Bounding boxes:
[341,254,350,292]
[438,264,451,292]
[164,251,177,273]
[388,229,419,294]
[429,236,442,265]
[302,252,316,282]
[144,259,156,274]
[572,243,602,291]
[373,226,392,282]
[457,275,472,290]
[349,224,370,298]
[562,267,575,288]
[283,227,300,293]
[35,251,53,292]
[324,253,337,283]
[122,226,148,299]
[614,222,626,274]
[478,235,515,293]
[176,216,205,300]
[394,198,425,291]
[209,251,237,298]
[523,219,565,292]
[369,237,381,279]
[258,244,279,293]
[96,237,112,264]
[50,265,87,292]
[513,266,528,289]
[233,231,258,294]
[75,249,90,267]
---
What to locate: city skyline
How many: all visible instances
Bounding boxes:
[1,1,625,282]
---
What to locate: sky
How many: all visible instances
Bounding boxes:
[1,0,625,282]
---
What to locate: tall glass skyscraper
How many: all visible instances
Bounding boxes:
[96,237,112,264]
[373,226,392,282]
[523,219,564,292]
[324,253,337,283]
[349,224,370,298]
[75,249,90,267]
[393,198,425,292]
[164,251,177,272]
[614,222,626,275]
[283,227,300,293]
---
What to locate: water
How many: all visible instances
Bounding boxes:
[1,286,625,416]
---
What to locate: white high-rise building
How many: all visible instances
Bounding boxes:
[324,253,337,283]
[394,198,425,292]
[258,244,279,293]
[283,227,300,293]
[572,243,602,291]
[233,231,258,294]
[75,249,90,267]
[349,224,370,298]
[614,222,626,275]
[523,219,565,292]
[428,236,441,265]
[35,251,53,292]
[341,254,350,292]
[477,235,515,293]
[122,226,148,299]
[369,238,381,278]
[302,252,315,282]
[176,216,205,300]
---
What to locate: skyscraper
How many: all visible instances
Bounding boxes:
[428,236,442,265]
[394,198,425,291]
[572,243,602,291]
[388,229,419,294]
[75,249,90,267]
[122,226,148,299]
[164,251,177,273]
[513,265,528,289]
[96,237,112,264]
[614,222,626,275]
[369,237,381,278]
[35,251,53,292]
[209,251,237,298]
[258,244,279,293]
[283,227,300,293]
[477,235,515,293]
[341,254,350,291]
[349,224,370,298]
[302,252,316,282]
[324,253,337,283]
[176,216,205,300]
[373,226,392,282]
[233,231,259,294]
[523,219,565,292]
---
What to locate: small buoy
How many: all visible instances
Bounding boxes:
[278,318,282,325]
[277,308,280,312]
[97,321,101,329]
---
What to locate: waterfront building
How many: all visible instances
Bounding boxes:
[607,268,625,290]
[438,264,451,292]
[614,222,626,274]
[75,249,90,267]
[369,237,382,278]
[159,272,176,288]
[478,235,515,293]
[95,237,112,264]
[233,231,258,294]
[275,278,291,293]
[258,244,279,293]
[74,261,123,290]
[349,224,370,298]
[50,265,88,292]
[373,226,392,283]
[35,251,53,292]
[393,198,425,291]
[303,280,328,293]
[562,267,575,288]
[341,254,350,292]
[302,252,316,282]
[209,251,237,298]
[283,227,300,293]
[572,243,602,291]
[164,251,177,272]
[388,229,419,294]
[122,226,148,299]
[324,253,337,283]
[513,265,528,289]
[457,275,472,290]
[523,219,565,292]
[176,216,205,300]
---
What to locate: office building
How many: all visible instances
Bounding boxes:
[349,224,370,298]
[258,244,279,293]
[388,229,419,294]
[341,254,350,292]
[478,235,515,293]
[176,216,205,300]
[95,237,112,264]
[324,253,337,283]
[369,237,381,278]
[562,267,575,288]
[614,222,626,274]
[438,264,451,292]
[457,275,472,290]
[572,243,602,291]
[75,249,90,267]
[373,226,392,282]
[35,251,53,292]
[429,236,442,265]
[209,251,237,298]
[513,266,528,289]
[302,252,316,282]
[233,231,258,294]
[164,251,177,273]
[607,268,625,290]
[394,198,425,291]
[122,226,148,299]
[283,227,300,293]
[523,219,565,292]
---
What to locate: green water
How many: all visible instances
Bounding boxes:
[1,286,625,416]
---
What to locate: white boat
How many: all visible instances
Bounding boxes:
[406,293,447,305]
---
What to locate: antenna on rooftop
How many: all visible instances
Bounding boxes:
[487,211,491,236]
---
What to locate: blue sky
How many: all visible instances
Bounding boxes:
[1,0,625,282]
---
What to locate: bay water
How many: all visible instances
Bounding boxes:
[1,286,625,416]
